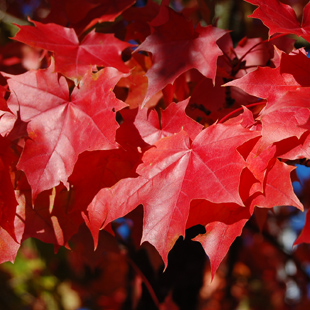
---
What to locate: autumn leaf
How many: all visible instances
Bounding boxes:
[187,200,253,278]
[186,158,303,277]
[250,159,303,211]
[85,123,259,264]
[117,98,203,148]
[136,7,227,105]
[0,227,21,264]
[4,63,127,199]
[226,50,310,103]
[13,20,131,82]
[245,0,310,42]
[68,147,142,213]
[16,186,83,250]
[0,201,25,264]
[258,88,310,148]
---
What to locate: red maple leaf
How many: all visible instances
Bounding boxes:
[4,63,127,199]
[13,20,131,81]
[257,89,310,148]
[19,186,84,250]
[116,54,151,108]
[0,227,20,264]
[136,7,227,104]
[245,0,310,42]
[0,200,25,264]
[185,158,303,277]
[250,159,303,211]
[226,50,310,103]
[117,98,203,148]
[68,147,142,213]
[187,200,253,278]
[85,123,259,264]
[279,132,310,161]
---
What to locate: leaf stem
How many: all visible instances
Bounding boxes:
[126,255,161,309]
[218,101,265,124]
[238,33,289,65]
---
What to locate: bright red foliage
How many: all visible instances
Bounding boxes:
[13,20,131,81]
[1,0,310,288]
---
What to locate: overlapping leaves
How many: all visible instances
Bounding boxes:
[0,0,309,278]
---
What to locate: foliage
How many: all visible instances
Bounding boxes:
[1,0,310,309]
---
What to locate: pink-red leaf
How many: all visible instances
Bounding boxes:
[226,50,310,103]
[0,202,25,264]
[5,63,127,198]
[13,20,131,81]
[118,98,203,147]
[85,123,259,264]
[250,159,303,211]
[258,89,310,147]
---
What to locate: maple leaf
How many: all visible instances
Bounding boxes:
[279,132,310,161]
[187,200,253,278]
[16,186,83,250]
[185,158,303,276]
[257,88,310,148]
[226,66,299,102]
[0,227,20,264]
[244,138,276,195]
[226,50,310,103]
[136,7,227,105]
[4,63,127,199]
[85,123,259,264]
[0,200,25,264]
[245,0,310,42]
[13,20,131,82]
[250,159,303,211]
[0,111,17,137]
[68,147,142,213]
[116,55,150,108]
[117,98,203,148]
